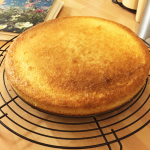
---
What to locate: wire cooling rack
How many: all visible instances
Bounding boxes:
[0,38,150,150]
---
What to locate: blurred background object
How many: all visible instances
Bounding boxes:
[138,0,150,43]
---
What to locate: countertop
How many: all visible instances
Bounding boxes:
[0,0,150,150]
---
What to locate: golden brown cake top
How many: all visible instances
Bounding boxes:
[5,16,150,113]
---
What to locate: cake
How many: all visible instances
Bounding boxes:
[5,16,150,116]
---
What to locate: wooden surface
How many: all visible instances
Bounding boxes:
[0,0,150,150]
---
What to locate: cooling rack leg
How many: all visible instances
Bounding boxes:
[111,129,122,150]
[93,117,112,150]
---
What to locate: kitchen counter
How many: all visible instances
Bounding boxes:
[0,0,150,150]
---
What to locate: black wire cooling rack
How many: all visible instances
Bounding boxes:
[0,38,150,150]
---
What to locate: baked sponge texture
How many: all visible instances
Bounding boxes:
[5,16,150,116]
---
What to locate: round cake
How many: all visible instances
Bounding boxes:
[5,16,150,116]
